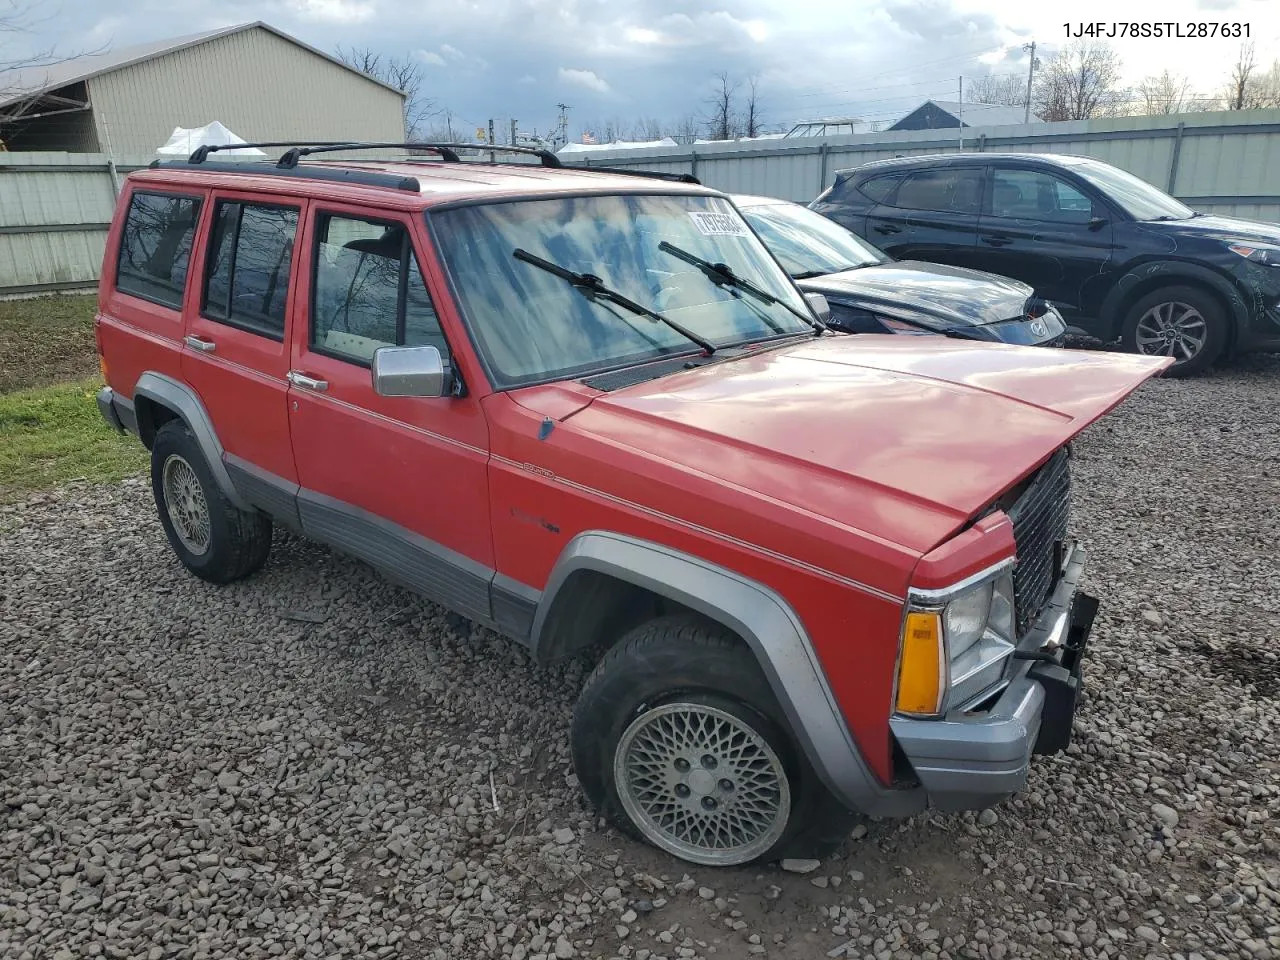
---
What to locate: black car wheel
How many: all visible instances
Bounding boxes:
[1121,286,1226,377]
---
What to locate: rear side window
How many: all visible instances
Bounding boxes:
[116,192,201,308]
[203,201,299,339]
[856,174,903,204]
[310,214,446,365]
[893,168,983,214]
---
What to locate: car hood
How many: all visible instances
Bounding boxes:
[1156,214,1280,244]
[797,261,1034,327]
[565,336,1168,553]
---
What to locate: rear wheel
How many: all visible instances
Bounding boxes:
[1121,285,1226,377]
[571,615,858,867]
[151,420,272,584]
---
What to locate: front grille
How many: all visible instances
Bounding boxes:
[1007,448,1072,636]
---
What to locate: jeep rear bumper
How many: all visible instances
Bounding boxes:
[97,386,137,436]
[889,544,1096,812]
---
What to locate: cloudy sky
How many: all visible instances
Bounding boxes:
[7,0,1280,139]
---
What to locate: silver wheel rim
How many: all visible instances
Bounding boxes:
[613,702,791,866]
[162,455,211,555]
[1134,301,1208,362]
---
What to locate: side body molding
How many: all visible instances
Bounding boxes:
[132,372,252,511]
[530,531,923,818]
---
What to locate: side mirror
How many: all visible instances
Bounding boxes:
[1087,216,1108,232]
[371,344,449,397]
[804,292,832,323]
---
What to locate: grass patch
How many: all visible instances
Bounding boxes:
[0,294,99,394]
[0,376,146,503]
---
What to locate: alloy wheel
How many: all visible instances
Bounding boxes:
[1134,301,1208,363]
[613,702,791,866]
[161,454,211,555]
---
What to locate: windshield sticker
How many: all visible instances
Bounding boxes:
[688,212,750,237]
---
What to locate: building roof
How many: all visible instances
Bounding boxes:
[0,21,407,110]
[923,100,1031,127]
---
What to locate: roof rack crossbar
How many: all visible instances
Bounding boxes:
[561,166,700,184]
[276,142,463,168]
[187,140,359,164]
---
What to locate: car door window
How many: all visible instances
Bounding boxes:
[893,169,983,214]
[116,192,202,308]
[311,214,447,365]
[203,201,299,339]
[989,169,1094,224]
[857,174,904,204]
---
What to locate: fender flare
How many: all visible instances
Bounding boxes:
[133,372,252,511]
[530,530,923,818]
[1098,260,1249,342]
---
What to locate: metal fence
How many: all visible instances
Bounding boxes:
[3,109,1280,297]
[576,108,1280,223]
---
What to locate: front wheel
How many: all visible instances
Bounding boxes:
[1121,285,1227,377]
[571,615,857,867]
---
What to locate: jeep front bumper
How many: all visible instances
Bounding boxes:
[889,543,1097,812]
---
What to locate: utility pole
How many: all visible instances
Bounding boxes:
[958,76,964,151]
[556,102,570,148]
[488,119,496,162]
[510,118,517,147]
[1023,41,1037,123]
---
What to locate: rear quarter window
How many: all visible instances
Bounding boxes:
[115,191,202,309]
[856,174,904,204]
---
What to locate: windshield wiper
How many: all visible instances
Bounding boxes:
[513,248,716,355]
[658,241,828,333]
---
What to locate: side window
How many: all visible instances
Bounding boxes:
[202,201,299,339]
[989,169,1093,224]
[116,192,201,308]
[893,168,983,214]
[311,213,446,365]
[857,174,903,204]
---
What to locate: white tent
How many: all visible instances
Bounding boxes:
[155,121,266,159]
[557,137,677,155]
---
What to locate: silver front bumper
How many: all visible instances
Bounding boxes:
[889,544,1090,812]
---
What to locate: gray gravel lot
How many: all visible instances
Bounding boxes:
[2,354,1279,960]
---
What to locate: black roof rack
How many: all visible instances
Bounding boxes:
[563,166,700,184]
[149,158,422,193]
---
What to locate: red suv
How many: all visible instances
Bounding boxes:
[96,143,1167,867]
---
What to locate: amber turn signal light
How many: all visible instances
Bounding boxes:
[896,611,945,717]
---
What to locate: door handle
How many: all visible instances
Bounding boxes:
[981,235,1013,247]
[287,370,329,392]
[183,335,216,353]
[874,224,902,235]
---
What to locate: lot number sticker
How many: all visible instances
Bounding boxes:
[688,212,750,237]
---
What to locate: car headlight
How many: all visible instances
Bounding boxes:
[896,565,1016,718]
[1226,240,1280,267]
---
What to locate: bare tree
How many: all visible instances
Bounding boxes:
[968,74,1027,107]
[742,74,762,138]
[703,72,740,140]
[666,114,701,144]
[1219,43,1280,110]
[1033,41,1127,121]
[1137,70,1194,115]
[335,45,437,139]
[1,1,103,141]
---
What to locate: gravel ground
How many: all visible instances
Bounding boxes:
[2,353,1279,960]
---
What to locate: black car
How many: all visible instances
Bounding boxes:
[734,194,1066,346]
[810,152,1280,375]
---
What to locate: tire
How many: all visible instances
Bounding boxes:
[150,420,272,584]
[1120,285,1227,377]
[571,615,858,867]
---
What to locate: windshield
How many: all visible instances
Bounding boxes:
[431,194,812,387]
[741,202,886,276]
[1071,160,1195,221]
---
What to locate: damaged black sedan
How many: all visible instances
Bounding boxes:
[736,194,1066,347]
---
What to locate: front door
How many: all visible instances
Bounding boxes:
[285,204,494,622]
[976,166,1116,322]
[182,193,303,486]
[865,165,986,270]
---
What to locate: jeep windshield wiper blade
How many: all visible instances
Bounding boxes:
[658,241,828,332]
[512,248,716,355]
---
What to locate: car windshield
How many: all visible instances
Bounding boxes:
[430,194,813,387]
[741,201,886,276]
[1071,160,1195,221]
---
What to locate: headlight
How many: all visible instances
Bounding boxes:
[896,566,1016,718]
[1226,240,1280,267]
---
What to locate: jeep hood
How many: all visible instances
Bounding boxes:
[565,336,1168,553]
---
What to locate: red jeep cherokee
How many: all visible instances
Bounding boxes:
[96,143,1167,867]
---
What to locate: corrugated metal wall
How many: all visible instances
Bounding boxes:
[88,27,406,156]
[581,109,1280,223]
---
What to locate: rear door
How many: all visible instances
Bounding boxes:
[864,165,986,270]
[976,165,1116,321]
[182,193,303,486]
